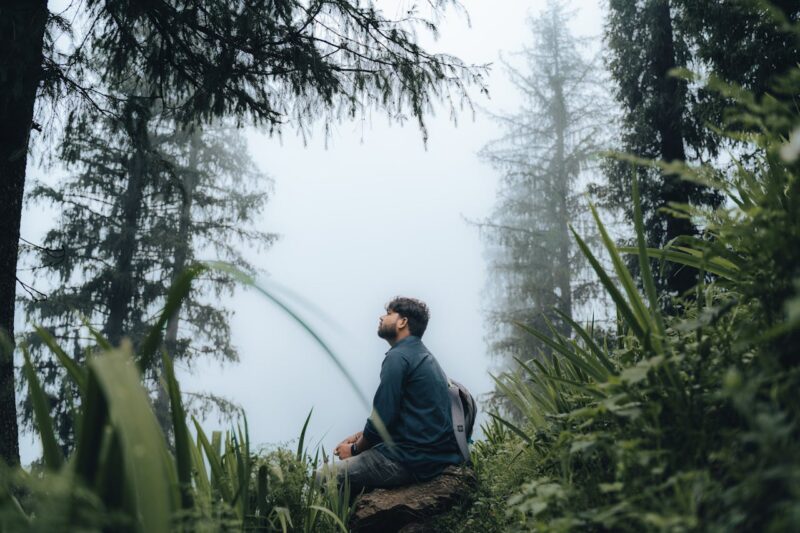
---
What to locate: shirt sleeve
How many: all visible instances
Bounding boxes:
[363,353,408,444]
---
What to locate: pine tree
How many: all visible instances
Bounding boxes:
[479,1,611,368]
[604,0,724,304]
[21,100,274,451]
[602,1,798,304]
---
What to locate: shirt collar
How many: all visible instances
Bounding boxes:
[386,335,420,354]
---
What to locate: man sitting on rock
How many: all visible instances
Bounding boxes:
[323,296,463,494]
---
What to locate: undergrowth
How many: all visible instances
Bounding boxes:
[436,43,800,533]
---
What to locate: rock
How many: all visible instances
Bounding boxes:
[349,466,476,533]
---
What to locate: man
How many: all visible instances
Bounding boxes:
[325,297,463,493]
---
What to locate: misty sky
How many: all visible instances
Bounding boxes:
[19,0,605,462]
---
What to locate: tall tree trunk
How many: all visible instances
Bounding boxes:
[104,102,150,346]
[552,36,573,335]
[651,0,697,297]
[155,128,199,437]
[0,0,48,466]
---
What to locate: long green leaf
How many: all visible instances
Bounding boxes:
[204,261,370,409]
[73,369,108,486]
[189,432,211,500]
[94,426,125,511]
[193,418,234,504]
[310,505,350,533]
[618,246,740,281]
[571,226,647,340]
[90,346,176,533]
[514,321,608,382]
[33,325,87,393]
[490,374,545,423]
[83,319,112,351]
[21,345,63,471]
[633,177,667,350]
[589,203,652,333]
[297,409,313,462]
[488,412,533,445]
[139,264,208,372]
[162,350,194,510]
[553,309,617,375]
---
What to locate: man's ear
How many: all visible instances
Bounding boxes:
[398,316,408,330]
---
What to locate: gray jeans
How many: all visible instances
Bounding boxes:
[317,448,414,495]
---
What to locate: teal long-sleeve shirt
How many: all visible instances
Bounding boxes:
[363,336,463,480]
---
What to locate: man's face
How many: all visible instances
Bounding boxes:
[377,309,406,341]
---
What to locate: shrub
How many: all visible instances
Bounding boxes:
[456,48,800,533]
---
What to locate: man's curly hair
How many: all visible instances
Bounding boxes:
[386,297,430,337]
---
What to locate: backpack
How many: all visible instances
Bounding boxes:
[448,379,477,463]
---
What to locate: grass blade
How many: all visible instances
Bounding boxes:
[588,203,652,333]
[193,418,234,504]
[73,369,108,486]
[488,412,532,445]
[162,350,194,510]
[82,319,112,351]
[571,226,647,340]
[139,264,208,372]
[297,409,313,462]
[553,309,617,375]
[204,261,370,409]
[90,345,176,532]
[21,345,63,471]
[33,325,87,393]
[310,505,350,533]
[618,246,740,281]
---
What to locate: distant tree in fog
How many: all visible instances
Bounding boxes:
[479,0,612,369]
[20,98,274,450]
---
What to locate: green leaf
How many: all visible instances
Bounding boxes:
[570,226,647,340]
[21,345,63,471]
[618,247,740,281]
[162,350,194,510]
[514,321,609,382]
[204,261,370,409]
[588,202,652,335]
[297,408,313,462]
[73,369,108,486]
[553,309,617,375]
[139,264,208,372]
[33,325,87,393]
[310,505,350,533]
[633,176,667,348]
[89,345,176,532]
[488,412,532,445]
[82,318,112,351]
[193,418,234,504]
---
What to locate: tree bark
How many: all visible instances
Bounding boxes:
[104,102,150,346]
[0,0,48,466]
[651,0,697,297]
[155,128,199,437]
[551,31,573,336]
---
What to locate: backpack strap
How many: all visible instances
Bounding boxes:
[448,379,470,463]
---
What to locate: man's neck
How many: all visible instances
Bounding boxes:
[387,331,412,347]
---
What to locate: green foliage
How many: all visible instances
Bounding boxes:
[1,263,358,531]
[446,56,800,531]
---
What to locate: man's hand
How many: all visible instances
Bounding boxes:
[334,431,362,453]
[333,441,353,459]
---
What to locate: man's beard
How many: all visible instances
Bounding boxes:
[377,322,397,342]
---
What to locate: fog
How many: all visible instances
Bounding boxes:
[19,0,604,462]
